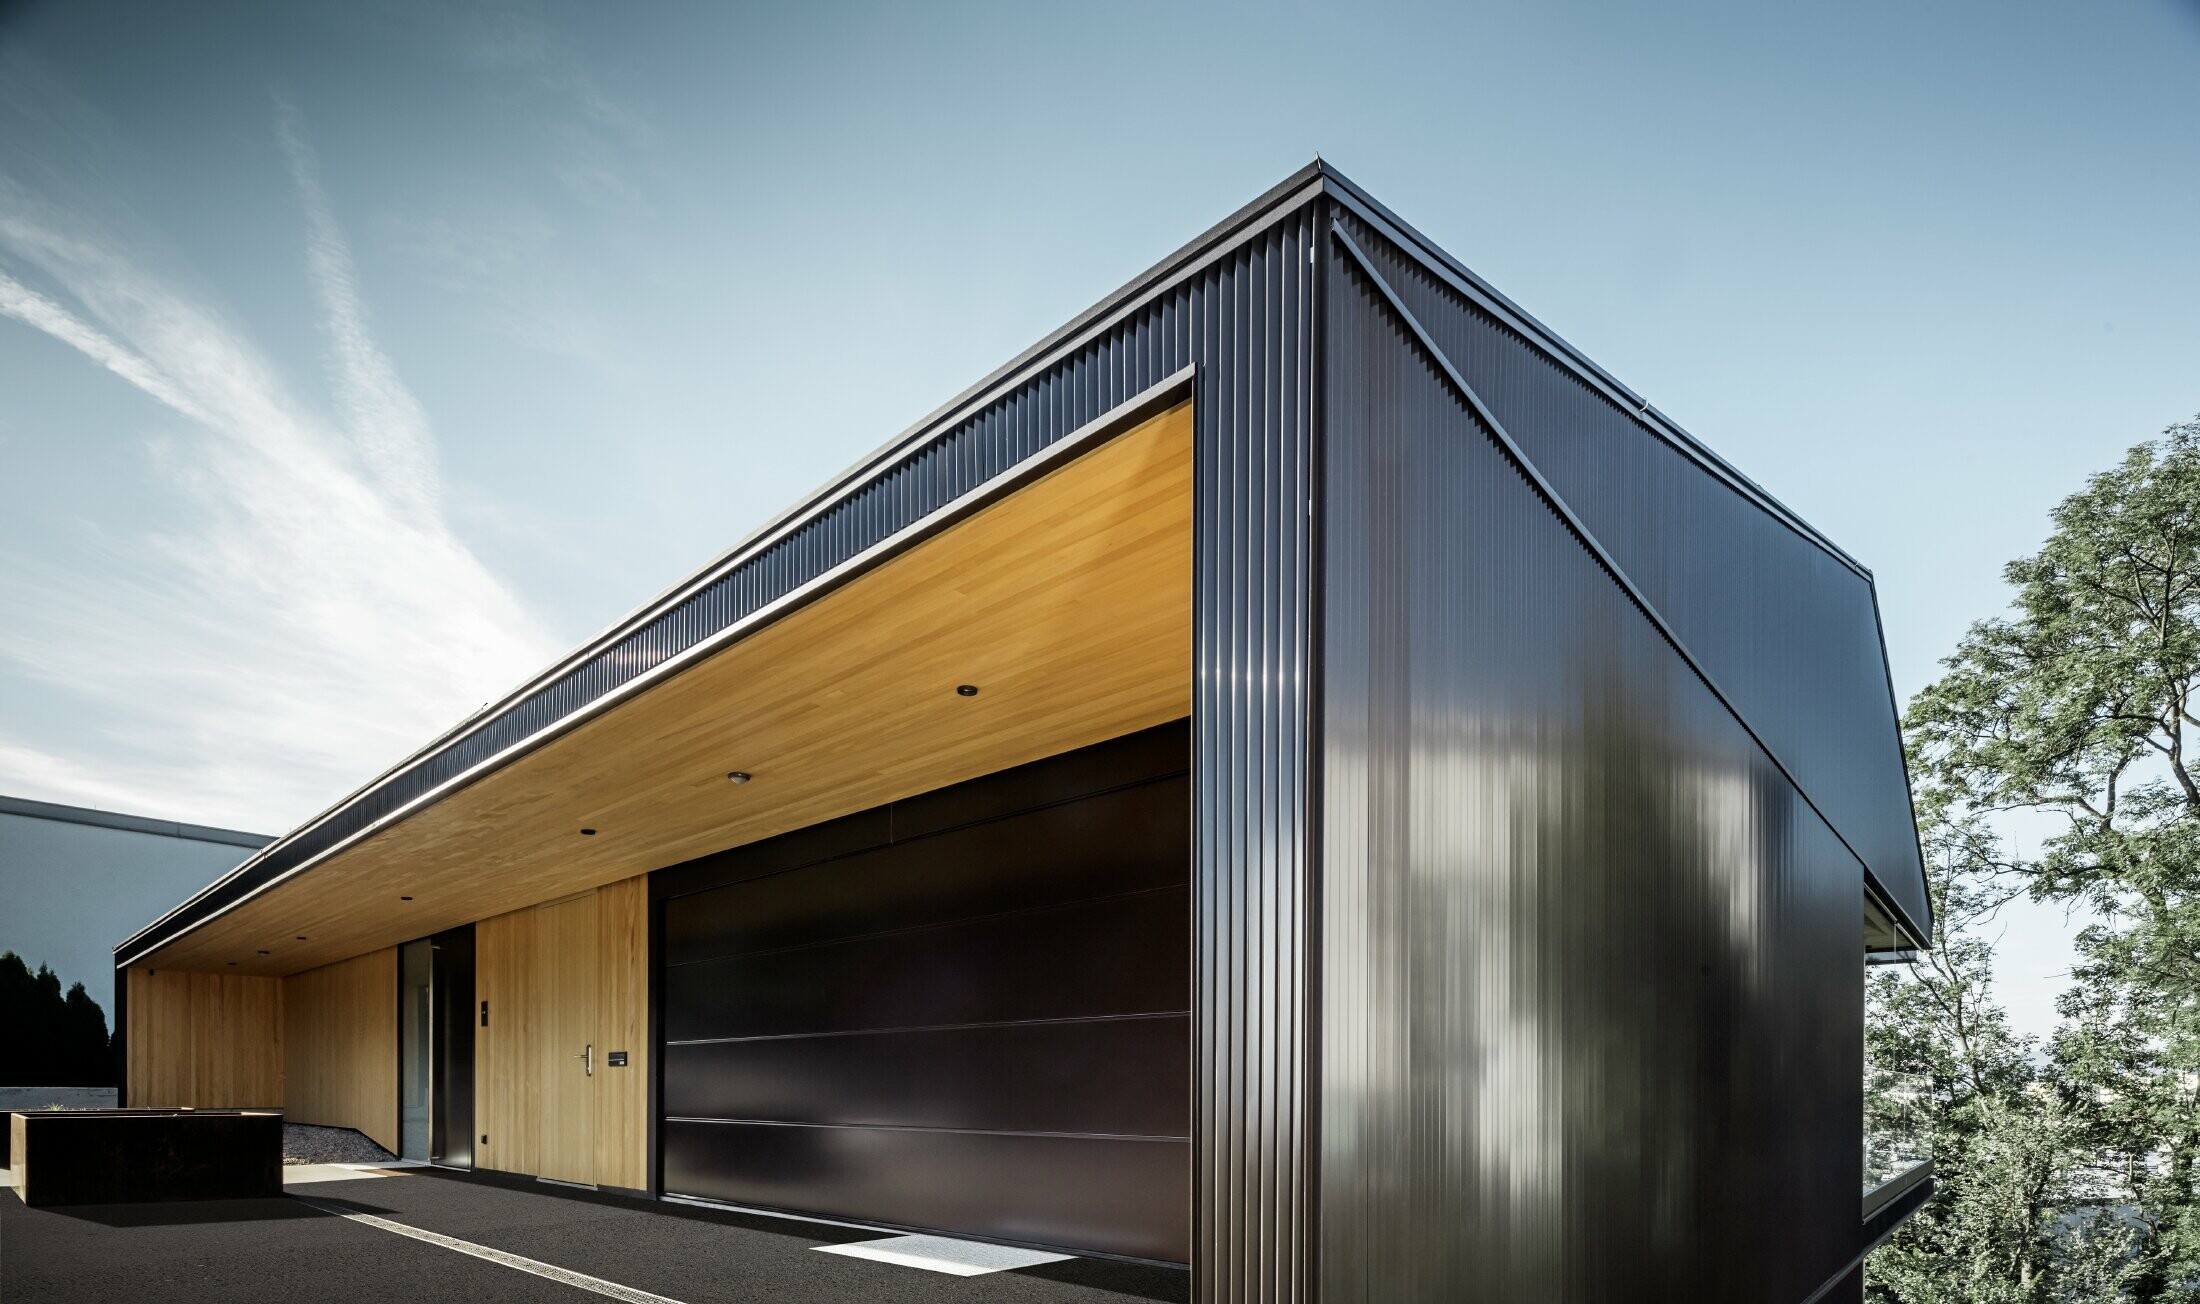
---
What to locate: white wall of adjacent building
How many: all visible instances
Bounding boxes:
[0,798,268,1014]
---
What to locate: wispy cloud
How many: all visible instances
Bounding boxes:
[275,95,439,519]
[0,108,559,833]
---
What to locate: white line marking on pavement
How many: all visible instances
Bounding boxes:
[291,1195,689,1304]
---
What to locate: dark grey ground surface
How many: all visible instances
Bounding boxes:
[1,1167,1190,1304]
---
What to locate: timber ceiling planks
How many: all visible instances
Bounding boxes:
[146,402,1193,975]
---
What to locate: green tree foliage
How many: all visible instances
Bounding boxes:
[0,950,116,1086]
[1865,807,2137,1302]
[1879,415,2200,1301]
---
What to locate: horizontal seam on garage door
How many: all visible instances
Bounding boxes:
[665,1009,1191,1047]
[662,882,1190,969]
[661,1117,1190,1142]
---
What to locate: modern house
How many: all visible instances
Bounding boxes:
[113,162,1932,1303]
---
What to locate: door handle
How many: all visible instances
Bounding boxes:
[573,1043,593,1077]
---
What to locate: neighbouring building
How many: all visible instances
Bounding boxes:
[1,795,268,1016]
[114,163,1932,1303]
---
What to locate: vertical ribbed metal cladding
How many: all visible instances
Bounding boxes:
[1331,209,1928,942]
[1319,221,1861,1302]
[1191,202,1319,1304]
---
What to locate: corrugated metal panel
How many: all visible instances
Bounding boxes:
[1319,220,1862,1301]
[1191,206,1318,1303]
[1332,208,1928,941]
[1320,208,1927,936]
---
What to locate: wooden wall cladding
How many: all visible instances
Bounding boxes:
[124,968,283,1108]
[283,948,398,1153]
[476,905,540,1178]
[475,874,647,1188]
[595,875,648,1190]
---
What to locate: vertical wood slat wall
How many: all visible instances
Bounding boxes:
[594,875,649,1188]
[284,948,398,1153]
[475,874,648,1189]
[124,968,283,1108]
[477,903,539,1177]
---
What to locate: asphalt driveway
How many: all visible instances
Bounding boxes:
[1,1167,1189,1304]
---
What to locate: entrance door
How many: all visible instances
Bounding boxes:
[536,894,599,1184]
[430,925,476,1168]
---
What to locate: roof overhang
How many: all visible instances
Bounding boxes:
[131,394,1192,976]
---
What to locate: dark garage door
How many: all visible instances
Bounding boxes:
[657,721,1190,1263]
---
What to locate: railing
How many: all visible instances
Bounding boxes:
[1864,1158,1935,1224]
[1865,1067,1934,1203]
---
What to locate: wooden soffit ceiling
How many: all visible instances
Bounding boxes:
[146,401,1193,976]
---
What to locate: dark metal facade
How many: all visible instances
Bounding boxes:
[1324,196,1927,942]
[1317,214,1867,1301]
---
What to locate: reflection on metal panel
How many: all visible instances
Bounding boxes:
[1319,235,1862,1301]
[1335,210,1927,940]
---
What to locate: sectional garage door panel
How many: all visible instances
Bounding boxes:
[661,1122,1190,1264]
[663,886,1187,1042]
[658,721,1191,1262]
[662,1014,1189,1134]
[662,777,1189,966]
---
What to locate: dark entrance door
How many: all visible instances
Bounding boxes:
[657,721,1190,1262]
[430,924,475,1168]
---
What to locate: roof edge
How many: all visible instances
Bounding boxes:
[1312,162,1873,582]
[118,158,1903,964]
[0,794,271,850]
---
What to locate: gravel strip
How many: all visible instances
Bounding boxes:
[283,1122,396,1166]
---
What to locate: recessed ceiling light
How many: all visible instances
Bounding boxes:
[726,771,751,785]
[955,684,980,697]
[580,827,597,836]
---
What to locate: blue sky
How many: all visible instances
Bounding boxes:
[1,0,2195,1034]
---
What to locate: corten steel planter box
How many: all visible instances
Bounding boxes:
[9,1108,283,1206]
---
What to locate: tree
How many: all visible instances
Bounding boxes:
[0,950,115,1087]
[1896,414,2200,1300]
[1865,802,2135,1303]
[59,981,113,1086]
